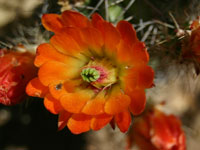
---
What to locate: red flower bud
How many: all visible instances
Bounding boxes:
[127,108,186,150]
[182,18,200,64]
[0,49,37,105]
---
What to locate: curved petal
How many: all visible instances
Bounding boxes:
[80,27,104,53]
[26,77,48,98]
[132,133,156,150]
[58,111,72,131]
[115,110,131,132]
[177,133,186,150]
[50,33,81,55]
[92,13,120,51]
[60,27,104,56]
[133,117,150,139]
[91,114,113,131]
[150,111,177,149]
[59,27,104,57]
[117,20,138,45]
[116,21,149,65]
[82,92,106,115]
[166,115,182,136]
[44,93,63,114]
[42,14,63,33]
[104,91,131,115]
[128,89,146,115]
[35,43,68,67]
[67,113,91,134]
[60,90,93,113]
[131,42,149,64]
[166,115,186,150]
[117,41,149,65]
[61,27,87,50]
[124,65,154,91]
[91,13,104,27]
[38,61,79,86]
[61,10,90,28]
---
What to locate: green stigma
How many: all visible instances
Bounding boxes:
[81,68,100,82]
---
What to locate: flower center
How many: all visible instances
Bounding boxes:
[80,59,118,89]
[81,68,100,82]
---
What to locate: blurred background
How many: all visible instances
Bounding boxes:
[0,0,200,149]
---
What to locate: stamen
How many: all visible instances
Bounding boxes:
[81,68,100,82]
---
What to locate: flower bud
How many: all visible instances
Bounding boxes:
[0,49,37,105]
[127,108,186,150]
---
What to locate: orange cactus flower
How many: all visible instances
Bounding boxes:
[26,10,154,134]
[0,49,37,105]
[127,108,186,150]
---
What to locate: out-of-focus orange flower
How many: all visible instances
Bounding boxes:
[127,108,186,150]
[182,17,200,64]
[0,49,37,105]
[26,10,154,134]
